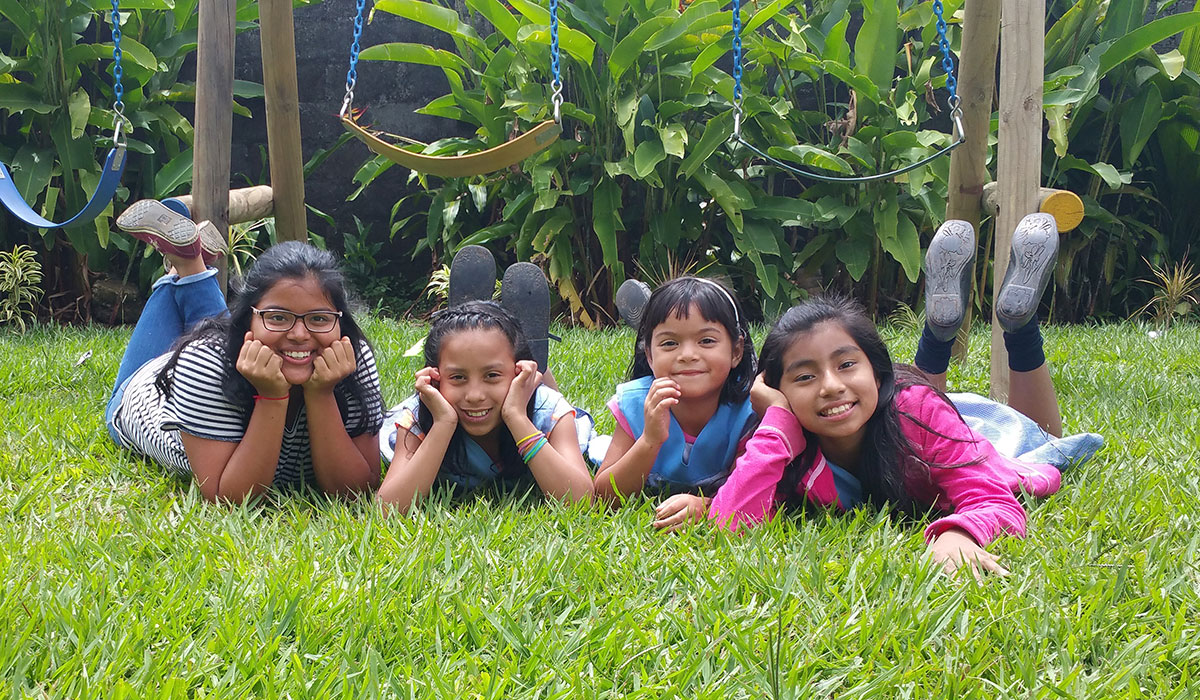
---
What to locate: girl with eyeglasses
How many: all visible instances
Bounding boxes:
[105,202,383,503]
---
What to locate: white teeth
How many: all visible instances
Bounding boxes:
[464,409,489,418]
[821,403,853,417]
[282,350,311,359]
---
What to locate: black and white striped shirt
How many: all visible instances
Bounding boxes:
[112,339,383,488]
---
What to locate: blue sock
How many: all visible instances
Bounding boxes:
[914,324,955,375]
[1003,317,1045,372]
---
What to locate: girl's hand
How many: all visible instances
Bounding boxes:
[928,528,1010,582]
[236,331,289,398]
[415,367,457,426]
[750,373,790,416]
[304,337,356,393]
[501,360,542,423]
[643,377,681,447]
[652,494,710,533]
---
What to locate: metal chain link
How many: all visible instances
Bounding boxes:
[549,0,563,123]
[931,0,957,102]
[342,0,367,117]
[109,0,126,143]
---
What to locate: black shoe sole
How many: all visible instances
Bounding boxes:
[448,245,497,307]
[501,262,551,372]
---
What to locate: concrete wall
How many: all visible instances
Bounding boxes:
[229,1,469,247]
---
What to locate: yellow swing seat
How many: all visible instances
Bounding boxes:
[340,116,561,178]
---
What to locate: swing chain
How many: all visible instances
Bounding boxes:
[549,0,563,123]
[110,0,126,146]
[342,0,368,118]
[731,0,744,139]
[931,0,958,103]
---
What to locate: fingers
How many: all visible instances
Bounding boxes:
[652,495,706,532]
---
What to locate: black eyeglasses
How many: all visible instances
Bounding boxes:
[252,307,343,333]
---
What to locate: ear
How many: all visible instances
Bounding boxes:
[731,334,745,366]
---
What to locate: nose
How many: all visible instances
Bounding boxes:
[679,341,699,360]
[464,379,486,403]
[818,369,846,397]
[286,320,312,341]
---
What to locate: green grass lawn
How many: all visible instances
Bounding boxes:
[1,319,1198,698]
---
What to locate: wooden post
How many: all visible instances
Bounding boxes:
[993,0,1045,400]
[193,0,237,287]
[944,0,1002,361]
[259,0,307,242]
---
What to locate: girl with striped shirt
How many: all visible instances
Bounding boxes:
[106,202,383,502]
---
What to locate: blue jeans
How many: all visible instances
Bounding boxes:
[105,269,226,442]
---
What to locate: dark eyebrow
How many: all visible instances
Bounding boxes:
[783,345,862,374]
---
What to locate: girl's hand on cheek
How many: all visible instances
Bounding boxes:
[305,337,356,393]
[237,331,289,397]
[643,378,681,448]
[502,360,542,422]
[652,494,710,533]
[415,367,457,426]
[928,528,1010,582]
[750,373,790,416]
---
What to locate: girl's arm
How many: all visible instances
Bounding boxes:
[709,375,803,531]
[901,386,1029,547]
[502,362,592,503]
[304,337,380,496]
[593,377,679,504]
[377,369,457,514]
[184,334,292,503]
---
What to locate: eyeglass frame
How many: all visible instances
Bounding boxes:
[251,306,344,333]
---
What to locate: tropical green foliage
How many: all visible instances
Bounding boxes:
[354,0,965,323]
[0,244,42,330]
[1041,0,1200,320]
[0,0,266,313]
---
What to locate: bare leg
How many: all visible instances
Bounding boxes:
[1007,365,1063,437]
[166,252,207,278]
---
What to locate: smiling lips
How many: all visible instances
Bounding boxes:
[819,401,856,418]
[462,408,492,422]
[281,350,314,362]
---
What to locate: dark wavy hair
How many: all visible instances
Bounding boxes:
[155,241,380,420]
[417,301,538,477]
[759,295,975,514]
[628,276,756,404]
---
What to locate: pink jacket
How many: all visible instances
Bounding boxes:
[708,385,1062,546]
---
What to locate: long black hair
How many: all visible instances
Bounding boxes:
[155,241,380,419]
[759,295,974,514]
[417,301,537,477]
[628,276,756,404]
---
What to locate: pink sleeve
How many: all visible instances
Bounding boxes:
[897,386,1028,546]
[606,396,634,439]
[709,406,806,532]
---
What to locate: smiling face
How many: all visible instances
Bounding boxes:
[646,303,743,402]
[777,321,880,468]
[249,275,342,386]
[436,327,518,438]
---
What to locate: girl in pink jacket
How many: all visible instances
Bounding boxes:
[710,215,1102,579]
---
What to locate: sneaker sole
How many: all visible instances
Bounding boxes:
[195,220,227,264]
[116,199,202,259]
[615,279,652,330]
[923,219,976,341]
[501,262,551,372]
[448,245,497,307]
[997,213,1059,332]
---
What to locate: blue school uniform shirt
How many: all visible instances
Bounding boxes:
[608,375,757,495]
